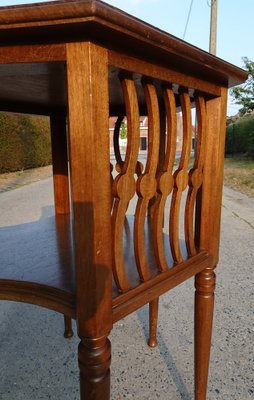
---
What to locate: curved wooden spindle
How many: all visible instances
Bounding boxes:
[147,104,166,219]
[185,96,206,256]
[152,88,177,271]
[113,115,124,173]
[169,91,192,264]
[110,162,114,209]
[112,78,140,292]
[134,83,160,281]
[114,115,144,177]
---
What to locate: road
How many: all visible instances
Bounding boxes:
[0,177,253,399]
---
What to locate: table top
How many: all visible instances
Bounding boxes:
[0,0,247,114]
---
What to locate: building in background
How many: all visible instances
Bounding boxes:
[109,114,195,155]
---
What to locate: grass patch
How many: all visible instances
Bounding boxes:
[224,157,254,197]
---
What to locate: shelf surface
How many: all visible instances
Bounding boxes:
[0,215,76,315]
[0,212,207,320]
[0,213,180,294]
[0,211,185,288]
[0,215,75,291]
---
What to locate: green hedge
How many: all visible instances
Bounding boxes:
[0,113,52,173]
[226,114,254,158]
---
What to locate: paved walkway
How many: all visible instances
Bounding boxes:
[0,172,253,399]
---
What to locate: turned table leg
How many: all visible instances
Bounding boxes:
[148,297,159,347]
[64,315,73,338]
[194,267,216,400]
[79,335,111,400]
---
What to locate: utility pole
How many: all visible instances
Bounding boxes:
[209,0,218,55]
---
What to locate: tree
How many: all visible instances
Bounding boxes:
[119,121,127,139]
[231,57,254,115]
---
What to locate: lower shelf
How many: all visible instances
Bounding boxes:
[0,214,212,322]
[0,215,76,317]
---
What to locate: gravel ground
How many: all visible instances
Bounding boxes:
[0,173,253,399]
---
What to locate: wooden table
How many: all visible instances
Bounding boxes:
[0,1,247,399]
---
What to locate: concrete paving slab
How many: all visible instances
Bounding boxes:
[223,186,254,229]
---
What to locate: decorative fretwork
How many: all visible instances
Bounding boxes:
[111,75,207,293]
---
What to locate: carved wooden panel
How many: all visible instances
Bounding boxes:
[110,68,209,295]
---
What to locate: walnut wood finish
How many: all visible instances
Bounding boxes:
[0,215,208,315]
[50,113,72,336]
[152,87,177,271]
[185,96,206,256]
[170,91,193,264]
[195,268,216,400]
[112,78,140,292]
[0,216,76,317]
[0,0,246,116]
[66,41,112,397]
[64,314,74,338]
[0,1,247,399]
[0,0,245,88]
[148,297,159,347]
[134,82,160,281]
[193,89,228,400]
[50,113,70,215]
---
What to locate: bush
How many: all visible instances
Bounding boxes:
[225,114,254,158]
[0,113,52,173]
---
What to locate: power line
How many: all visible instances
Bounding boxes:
[183,0,194,40]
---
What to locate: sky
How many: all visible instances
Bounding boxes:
[1,0,253,115]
